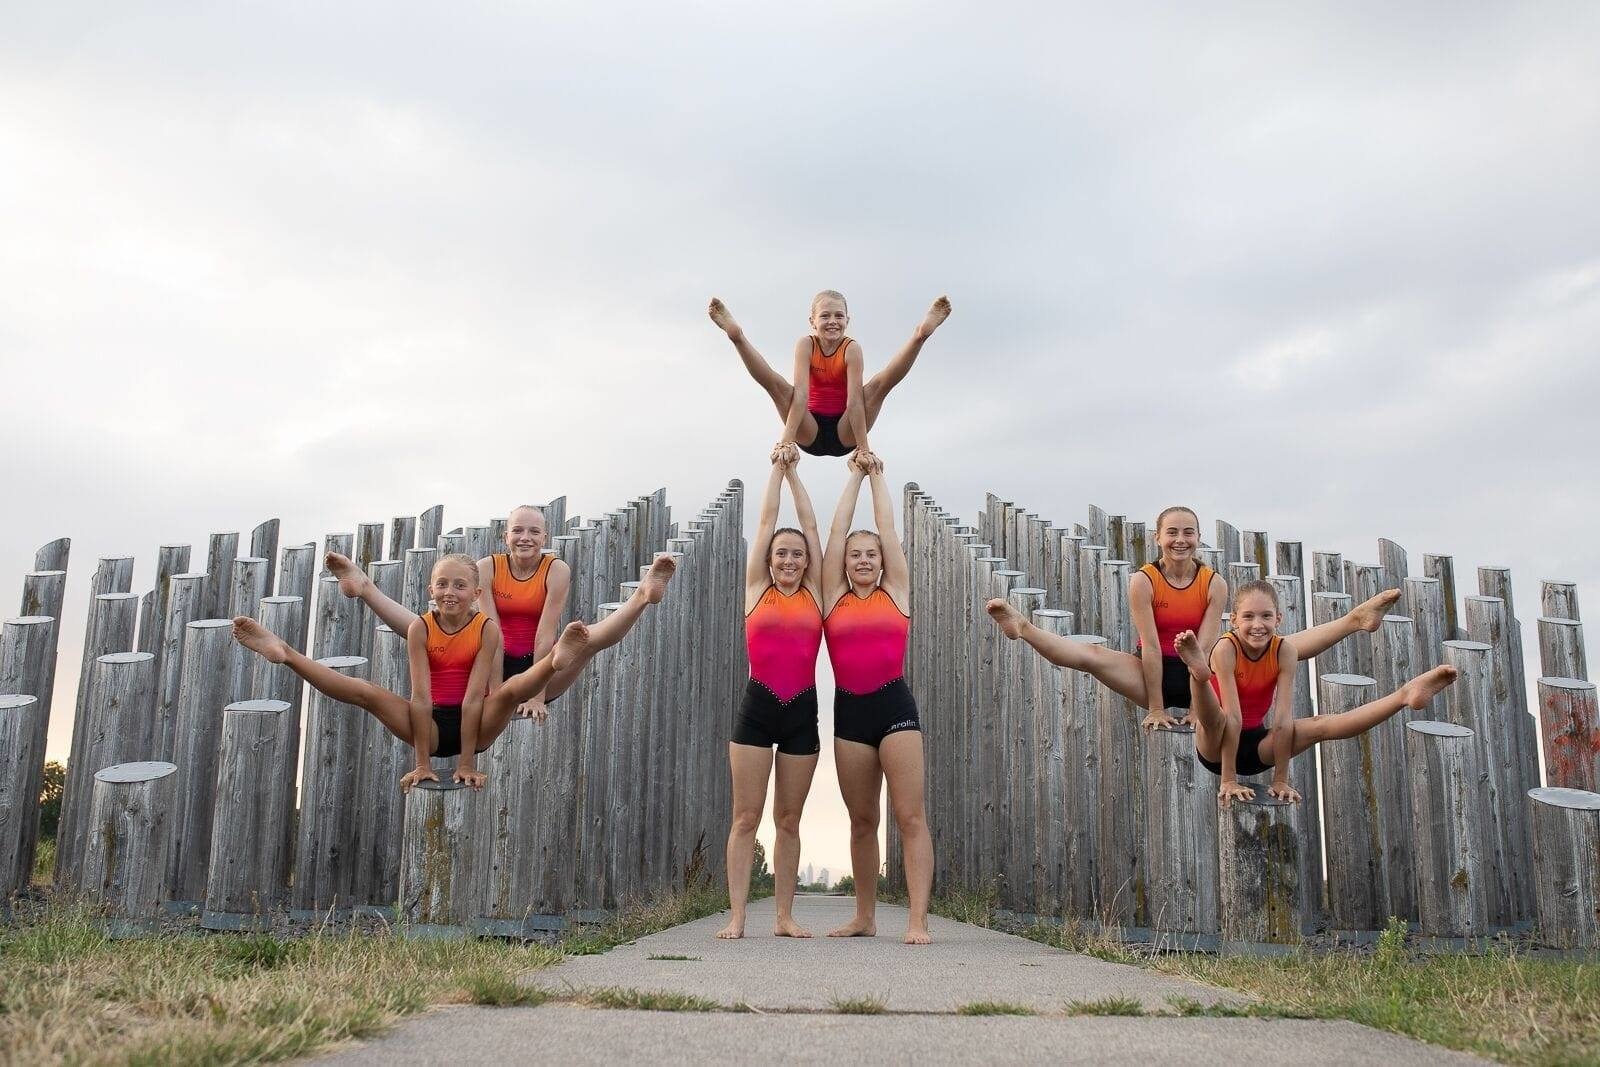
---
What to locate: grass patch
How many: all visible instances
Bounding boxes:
[829,994,888,1015]
[932,897,1600,1064]
[560,884,729,956]
[646,954,701,961]
[579,987,718,1012]
[957,1000,1036,1016]
[1064,996,1145,1017]
[462,970,550,1007]
[31,837,55,886]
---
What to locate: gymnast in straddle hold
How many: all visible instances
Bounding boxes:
[709,290,950,458]
[1171,580,1457,805]
[986,505,1401,731]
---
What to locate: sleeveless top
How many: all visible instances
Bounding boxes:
[1209,632,1282,730]
[491,552,554,657]
[745,585,824,703]
[807,336,850,417]
[1138,562,1215,656]
[423,610,488,705]
[823,587,911,694]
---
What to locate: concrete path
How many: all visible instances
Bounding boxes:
[316,895,1481,1064]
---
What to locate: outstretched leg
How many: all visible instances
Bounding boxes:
[484,621,590,721]
[718,742,774,940]
[829,739,882,938]
[709,298,798,421]
[1288,588,1401,661]
[860,296,951,430]
[1285,664,1457,757]
[771,751,819,938]
[542,555,676,700]
[987,597,1149,705]
[233,617,415,741]
[326,552,419,635]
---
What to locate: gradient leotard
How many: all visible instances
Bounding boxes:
[1198,632,1283,779]
[824,587,920,747]
[1137,562,1216,709]
[735,585,823,754]
[492,551,554,671]
[423,610,488,757]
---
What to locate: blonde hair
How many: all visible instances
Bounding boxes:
[433,553,480,585]
[508,505,547,530]
[810,289,848,317]
[1233,580,1279,612]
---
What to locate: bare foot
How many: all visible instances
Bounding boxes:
[828,917,877,938]
[903,925,932,945]
[986,598,1027,639]
[773,917,812,938]
[1173,629,1212,681]
[915,295,952,341]
[325,552,371,599]
[1349,588,1402,632]
[640,554,676,605]
[232,616,290,664]
[1399,664,1458,710]
[550,621,590,673]
[715,917,745,939]
[708,298,743,341]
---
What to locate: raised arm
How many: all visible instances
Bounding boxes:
[844,342,869,453]
[783,461,825,601]
[747,454,789,609]
[867,466,909,606]
[1210,639,1254,806]
[1198,574,1228,652]
[823,462,867,610]
[781,340,811,446]
[1128,573,1168,731]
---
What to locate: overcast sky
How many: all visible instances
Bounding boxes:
[4,4,1596,877]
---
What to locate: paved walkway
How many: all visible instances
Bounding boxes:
[317,895,1480,1064]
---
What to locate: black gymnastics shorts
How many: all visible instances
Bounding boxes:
[1198,724,1273,779]
[502,651,558,706]
[799,412,851,458]
[733,679,821,756]
[431,704,490,759]
[834,677,921,748]
[1161,655,1192,710]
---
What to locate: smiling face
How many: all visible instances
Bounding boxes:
[844,530,883,590]
[809,293,849,345]
[505,506,547,561]
[430,557,480,616]
[769,530,808,590]
[1231,588,1281,651]
[1155,508,1199,568]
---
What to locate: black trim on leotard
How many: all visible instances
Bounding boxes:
[732,679,821,755]
[833,677,920,748]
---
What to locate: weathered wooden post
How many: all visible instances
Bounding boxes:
[1370,614,1417,920]
[137,544,192,656]
[417,505,445,552]
[1405,721,1487,939]
[1001,586,1044,910]
[291,655,367,919]
[279,542,317,638]
[1528,787,1599,949]
[1267,573,1325,923]
[399,779,480,939]
[1215,520,1241,566]
[1143,724,1219,947]
[1226,561,1259,594]
[250,595,307,880]
[1218,794,1303,952]
[1,617,57,888]
[983,567,1023,888]
[402,547,438,615]
[1424,554,1461,639]
[476,717,554,936]
[227,556,270,702]
[1346,563,1384,678]
[151,573,206,764]
[69,591,140,778]
[1027,608,1072,915]
[200,699,296,930]
[438,532,466,556]
[1242,530,1270,576]
[355,522,385,574]
[1311,592,1355,676]
[89,556,135,597]
[323,532,355,574]
[350,625,410,913]
[311,575,360,659]
[1318,673,1388,932]
[360,559,402,664]
[463,525,493,562]
[1078,545,1106,635]
[388,515,417,559]
[166,618,237,907]
[203,534,238,618]
[1096,673,1145,928]
[1402,576,1446,674]
[1312,551,1344,595]
[575,602,620,912]
[250,519,280,593]
[1463,594,1537,920]
[0,695,42,897]
[1537,677,1598,792]
[32,538,70,574]
[1378,538,1408,593]
[1099,560,1133,653]
[1056,636,1101,918]
[1442,639,1515,926]
[1538,617,1586,681]
[82,761,178,932]
[57,649,155,890]
[1540,580,1580,622]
